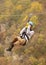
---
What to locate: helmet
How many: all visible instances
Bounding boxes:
[28,21,33,26]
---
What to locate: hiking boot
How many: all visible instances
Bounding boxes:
[6,48,12,51]
[6,44,14,51]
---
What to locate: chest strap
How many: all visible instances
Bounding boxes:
[20,32,29,40]
[25,34,29,40]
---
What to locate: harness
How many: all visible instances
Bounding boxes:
[20,27,29,40]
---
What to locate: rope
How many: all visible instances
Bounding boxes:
[0,12,46,16]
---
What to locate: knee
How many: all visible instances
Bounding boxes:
[22,41,26,46]
[20,40,26,46]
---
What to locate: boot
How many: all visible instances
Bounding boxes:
[6,44,14,51]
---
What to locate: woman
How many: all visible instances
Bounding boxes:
[7,21,34,51]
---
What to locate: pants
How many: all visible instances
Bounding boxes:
[11,36,26,46]
[7,36,26,51]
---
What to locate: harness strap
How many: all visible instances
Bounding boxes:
[20,32,29,40]
[25,34,29,40]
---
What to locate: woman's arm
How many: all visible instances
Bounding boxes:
[20,27,26,36]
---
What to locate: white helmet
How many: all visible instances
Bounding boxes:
[29,21,33,26]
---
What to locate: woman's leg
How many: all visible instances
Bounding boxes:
[7,36,26,51]
[14,37,26,46]
[11,37,18,44]
[7,36,18,51]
